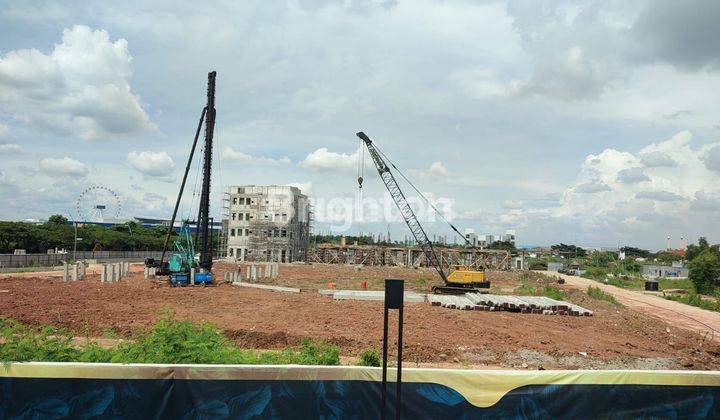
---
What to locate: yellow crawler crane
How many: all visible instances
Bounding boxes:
[356,131,489,294]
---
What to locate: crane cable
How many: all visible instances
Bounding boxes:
[373,142,471,246]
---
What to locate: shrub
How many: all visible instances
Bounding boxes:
[542,285,566,301]
[587,286,621,306]
[689,250,720,295]
[528,261,547,270]
[357,349,381,367]
[296,338,340,366]
[665,293,720,312]
[0,313,342,366]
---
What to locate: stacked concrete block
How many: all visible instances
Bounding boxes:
[72,263,78,281]
[62,262,69,282]
[454,293,593,316]
[190,268,196,285]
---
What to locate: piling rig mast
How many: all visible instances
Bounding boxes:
[149,71,217,285]
[356,131,489,294]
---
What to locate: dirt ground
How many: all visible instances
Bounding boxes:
[1,262,719,370]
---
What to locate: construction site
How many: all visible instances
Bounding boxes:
[1,72,719,373]
[2,261,719,371]
[3,3,720,415]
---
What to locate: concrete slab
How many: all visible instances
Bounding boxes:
[330,290,427,302]
[233,282,300,293]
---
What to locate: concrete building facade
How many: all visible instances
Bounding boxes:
[225,185,311,262]
[642,263,689,279]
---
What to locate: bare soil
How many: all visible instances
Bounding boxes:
[1,262,718,370]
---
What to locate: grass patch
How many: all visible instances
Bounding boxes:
[665,293,720,313]
[587,286,621,306]
[0,312,340,365]
[357,349,381,367]
[514,282,567,300]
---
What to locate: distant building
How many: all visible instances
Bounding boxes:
[224,185,311,262]
[642,263,688,279]
[547,262,565,272]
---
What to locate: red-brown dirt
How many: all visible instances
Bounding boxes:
[1,262,719,370]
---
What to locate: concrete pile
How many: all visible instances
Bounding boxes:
[428,293,593,316]
[245,263,279,282]
[63,261,87,282]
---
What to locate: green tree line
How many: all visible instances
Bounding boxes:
[0,215,176,254]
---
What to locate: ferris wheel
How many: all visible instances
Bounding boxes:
[75,185,123,223]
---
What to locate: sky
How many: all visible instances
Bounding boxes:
[1,0,719,250]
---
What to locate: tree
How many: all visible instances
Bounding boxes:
[654,251,684,264]
[487,240,517,253]
[620,246,650,259]
[688,249,720,294]
[686,237,710,261]
[47,214,69,225]
[551,243,586,258]
[589,251,616,267]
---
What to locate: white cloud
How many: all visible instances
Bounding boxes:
[702,144,720,174]
[222,146,291,166]
[616,167,650,184]
[126,151,175,179]
[574,180,611,194]
[0,123,8,138]
[0,25,155,139]
[299,147,358,172]
[502,130,720,247]
[39,157,88,177]
[635,190,683,202]
[0,143,21,154]
[502,200,523,210]
[640,150,679,168]
[428,161,448,177]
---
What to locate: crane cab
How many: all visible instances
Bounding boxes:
[431,265,490,294]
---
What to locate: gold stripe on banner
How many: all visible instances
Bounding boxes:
[2,363,720,408]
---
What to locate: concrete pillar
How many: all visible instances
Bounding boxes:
[144,267,149,279]
[62,262,68,282]
[190,267,196,285]
[100,265,106,282]
[125,262,130,276]
[246,266,251,279]
[72,263,78,281]
[258,267,263,279]
[251,265,257,281]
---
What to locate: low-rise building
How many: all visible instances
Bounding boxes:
[642,263,688,279]
[224,185,311,262]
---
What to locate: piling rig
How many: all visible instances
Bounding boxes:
[356,131,490,294]
[146,71,217,286]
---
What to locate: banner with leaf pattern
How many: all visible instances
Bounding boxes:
[1,363,719,418]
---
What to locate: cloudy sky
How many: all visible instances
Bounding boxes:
[1,0,719,250]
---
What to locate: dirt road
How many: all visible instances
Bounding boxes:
[554,272,720,342]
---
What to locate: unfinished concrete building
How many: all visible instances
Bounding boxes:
[224,185,311,262]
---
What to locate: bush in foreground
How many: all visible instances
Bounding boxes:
[0,313,340,365]
[357,349,381,367]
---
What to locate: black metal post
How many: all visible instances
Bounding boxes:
[381,279,404,420]
[381,303,389,420]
